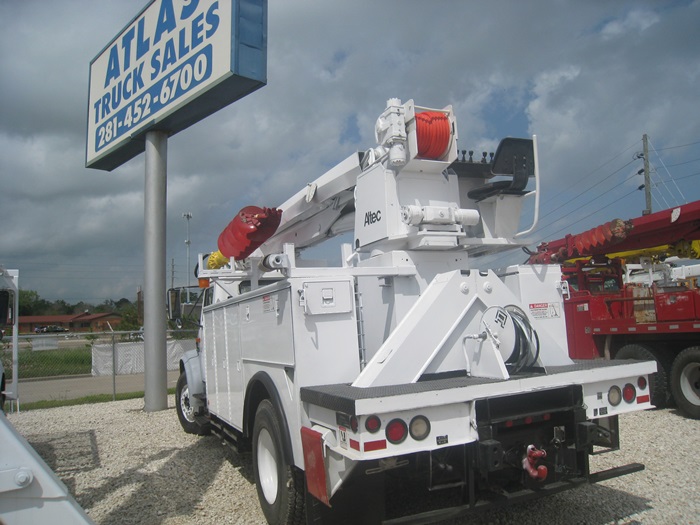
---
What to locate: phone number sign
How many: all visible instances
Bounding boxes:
[87,0,267,171]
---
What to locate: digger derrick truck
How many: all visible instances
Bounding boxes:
[527,201,700,419]
[169,99,656,524]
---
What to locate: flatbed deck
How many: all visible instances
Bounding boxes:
[300,359,652,415]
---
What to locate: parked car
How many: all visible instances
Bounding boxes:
[35,325,68,333]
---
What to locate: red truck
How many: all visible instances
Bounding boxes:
[528,201,700,419]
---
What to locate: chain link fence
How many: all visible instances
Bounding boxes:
[1,330,197,409]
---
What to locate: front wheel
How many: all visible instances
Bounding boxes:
[670,347,700,419]
[252,399,305,525]
[175,372,210,435]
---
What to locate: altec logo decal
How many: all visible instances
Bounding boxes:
[364,210,382,226]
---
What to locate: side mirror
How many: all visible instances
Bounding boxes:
[167,288,182,322]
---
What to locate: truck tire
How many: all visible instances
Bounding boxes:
[615,344,670,408]
[175,372,210,435]
[252,399,305,525]
[670,346,700,420]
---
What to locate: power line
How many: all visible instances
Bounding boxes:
[648,137,686,205]
[654,140,700,151]
[663,157,700,168]
[536,139,641,225]
[532,158,640,242]
[536,187,640,245]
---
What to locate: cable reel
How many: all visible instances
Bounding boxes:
[479,305,540,373]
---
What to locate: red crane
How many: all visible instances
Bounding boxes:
[528,200,700,264]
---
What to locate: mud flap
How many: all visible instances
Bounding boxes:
[301,426,329,506]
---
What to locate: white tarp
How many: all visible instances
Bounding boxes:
[91,339,195,376]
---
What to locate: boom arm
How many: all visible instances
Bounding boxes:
[529,200,700,264]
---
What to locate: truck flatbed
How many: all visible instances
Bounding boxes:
[301,359,653,416]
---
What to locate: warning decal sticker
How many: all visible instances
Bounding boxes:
[529,302,561,319]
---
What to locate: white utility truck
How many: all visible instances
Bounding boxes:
[169,99,656,524]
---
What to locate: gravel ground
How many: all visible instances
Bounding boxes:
[6,399,699,525]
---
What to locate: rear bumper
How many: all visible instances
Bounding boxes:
[381,462,645,525]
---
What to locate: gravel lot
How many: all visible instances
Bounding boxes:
[6,399,699,525]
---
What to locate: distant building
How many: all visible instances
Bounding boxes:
[19,312,122,334]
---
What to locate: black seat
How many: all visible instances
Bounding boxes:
[454,138,534,202]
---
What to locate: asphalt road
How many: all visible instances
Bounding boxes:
[14,370,181,405]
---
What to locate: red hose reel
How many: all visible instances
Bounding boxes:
[415,111,451,160]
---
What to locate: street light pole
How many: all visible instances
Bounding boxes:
[183,212,192,293]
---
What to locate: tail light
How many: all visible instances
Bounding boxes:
[365,415,381,434]
[386,419,408,444]
[622,383,636,403]
[409,415,430,441]
[608,385,622,406]
[637,376,647,390]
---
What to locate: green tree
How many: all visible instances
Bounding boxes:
[94,299,116,314]
[48,299,73,315]
[118,305,141,331]
[19,289,51,316]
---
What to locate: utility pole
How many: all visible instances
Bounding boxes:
[183,212,193,295]
[642,134,651,215]
[171,258,175,289]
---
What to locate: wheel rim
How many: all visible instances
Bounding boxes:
[179,384,196,423]
[257,427,279,505]
[679,362,700,407]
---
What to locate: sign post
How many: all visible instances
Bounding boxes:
[143,130,168,410]
[87,0,267,411]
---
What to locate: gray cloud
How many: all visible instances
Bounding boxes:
[1,0,699,301]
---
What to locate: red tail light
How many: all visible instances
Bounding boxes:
[365,415,381,434]
[386,419,408,444]
[623,383,636,403]
[637,376,647,390]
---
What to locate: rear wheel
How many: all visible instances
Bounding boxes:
[175,372,210,435]
[670,347,700,419]
[252,399,305,525]
[615,344,670,408]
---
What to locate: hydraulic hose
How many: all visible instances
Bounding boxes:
[415,111,451,159]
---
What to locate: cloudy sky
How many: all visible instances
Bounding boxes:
[1,0,700,304]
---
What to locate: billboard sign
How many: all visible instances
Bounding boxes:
[87,0,267,171]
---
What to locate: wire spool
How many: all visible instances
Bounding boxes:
[480,305,540,373]
[415,111,451,159]
[505,305,540,373]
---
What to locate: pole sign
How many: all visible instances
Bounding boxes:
[87,0,267,171]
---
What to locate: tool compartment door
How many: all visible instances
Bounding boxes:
[240,288,295,367]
